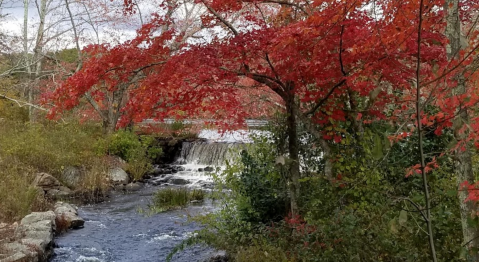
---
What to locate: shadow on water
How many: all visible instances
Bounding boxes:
[50,185,216,262]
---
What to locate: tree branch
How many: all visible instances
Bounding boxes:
[200,0,238,36]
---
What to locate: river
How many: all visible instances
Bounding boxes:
[50,130,251,262]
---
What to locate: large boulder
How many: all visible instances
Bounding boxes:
[60,166,83,188]
[54,202,84,230]
[108,167,129,184]
[32,173,72,198]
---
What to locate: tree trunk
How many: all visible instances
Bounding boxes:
[285,83,300,216]
[445,0,479,260]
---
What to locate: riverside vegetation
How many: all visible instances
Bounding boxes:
[168,118,467,262]
[0,108,164,223]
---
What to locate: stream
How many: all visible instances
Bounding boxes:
[50,183,216,262]
[50,130,256,262]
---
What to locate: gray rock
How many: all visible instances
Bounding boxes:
[150,175,172,185]
[114,184,125,191]
[4,211,57,261]
[33,173,62,190]
[54,202,84,229]
[204,166,214,172]
[108,167,129,184]
[33,173,72,199]
[206,250,229,262]
[1,242,38,262]
[61,166,83,188]
[124,183,143,192]
[168,178,190,185]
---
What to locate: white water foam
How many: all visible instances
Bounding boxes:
[198,129,270,143]
[76,255,105,262]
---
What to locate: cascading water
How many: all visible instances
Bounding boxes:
[176,141,243,166]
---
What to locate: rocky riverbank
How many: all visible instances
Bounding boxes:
[0,202,84,262]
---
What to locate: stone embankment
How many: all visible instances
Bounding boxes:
[0,203,84,262]
[0,202,85,262]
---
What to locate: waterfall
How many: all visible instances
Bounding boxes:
[176,141,244,166]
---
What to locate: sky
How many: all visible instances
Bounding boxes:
[0,0,153,52]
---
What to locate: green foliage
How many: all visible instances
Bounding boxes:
[104,130,162,181]
[236,149,287,223]
[150,187,205,212]
[177,120,465,262]
[0,120,105,176]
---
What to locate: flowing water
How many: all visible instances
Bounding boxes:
[50,130,251,262]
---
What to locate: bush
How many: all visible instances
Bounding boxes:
[104,130,162,181]
[150,188,205,212]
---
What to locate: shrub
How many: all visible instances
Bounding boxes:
[105,130,162,181]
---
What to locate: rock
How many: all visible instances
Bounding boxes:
[4,211,57,261]
[114,184,125,191]
[204,166,214,172]
[108,167,129,184]
[200,182,214,189]
[168,178,190,185]
[33,173,72,199]
[54,202,84,230]
[172,166,185,172]
[206,250,229,262]
[61,166,83,188]
[149,175,172,185]
[124,183,143,192]
[198,168,204,172]
[1,242,38,262]
[33,173,62,190]
[45,187,72,198]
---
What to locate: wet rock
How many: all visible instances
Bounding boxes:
[149,175,173,186]
[204,166,214,172]
[168,178,190,185]
[172,166,185,172]
[125,182,143,192]
[200,182,215,189]
[108,167,129,184]
[114,184,125,191]
[206,250,229,262]
[198,168,204,172]
[54,202,84,230]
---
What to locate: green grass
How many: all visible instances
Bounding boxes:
[150,188,206,212]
